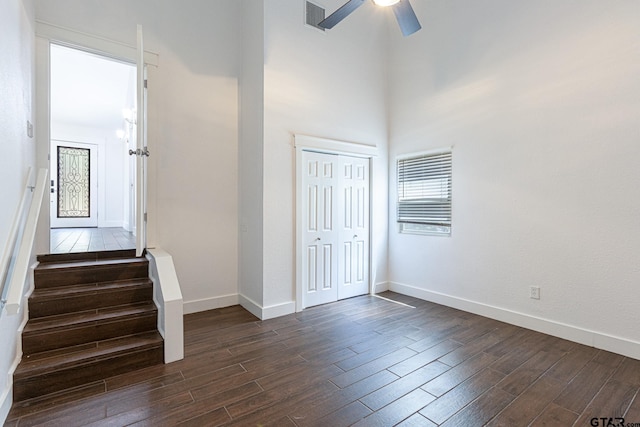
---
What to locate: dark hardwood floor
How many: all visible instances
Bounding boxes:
[7,291,640,426]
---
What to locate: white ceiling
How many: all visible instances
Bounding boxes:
[50,44,135,134]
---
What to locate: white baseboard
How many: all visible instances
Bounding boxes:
[98,220,125,228]
[0,288,30,425]
[374,281,389,293]
[183,294,239,315]
[238,294,296,321]
[1,351,23,425]
[389,281,640,361]
[0,387,11,427]
[238,294,262,319]
[262,301,295,320]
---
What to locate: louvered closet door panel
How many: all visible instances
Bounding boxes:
[338,156,370,300]
[302,151,339,308]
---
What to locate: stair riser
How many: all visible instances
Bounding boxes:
[29,286,153,318]
[23,314,158,355]
[35,264,148,289]
[13,345,163,402]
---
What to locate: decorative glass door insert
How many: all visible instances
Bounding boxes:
[57,146,91,218]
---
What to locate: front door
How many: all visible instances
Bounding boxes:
[50,140,98,228]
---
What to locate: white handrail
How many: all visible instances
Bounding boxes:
[3,168,48,315]
[0,168,34,307]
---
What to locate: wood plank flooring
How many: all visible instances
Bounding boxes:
[7,292,640,426]
[50,228,135,254]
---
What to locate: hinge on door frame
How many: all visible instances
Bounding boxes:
[144,212,147,222]
[144,79,148,89]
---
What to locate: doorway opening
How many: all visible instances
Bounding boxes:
[49,44,137,253]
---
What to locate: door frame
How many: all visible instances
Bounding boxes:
[294,134,377,312]
[34,22,158,254]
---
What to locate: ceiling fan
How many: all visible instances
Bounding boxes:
[318,0,422,37]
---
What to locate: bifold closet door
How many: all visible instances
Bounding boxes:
[302,151,339,307]
[301,150,371,309]
[337,156,369,300]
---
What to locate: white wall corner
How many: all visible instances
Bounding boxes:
[238,294,263,320]
[389,281,640,361]
[238,294,295,321]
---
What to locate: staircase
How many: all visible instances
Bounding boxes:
[13,250,164,402]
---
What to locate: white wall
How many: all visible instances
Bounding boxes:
[0,0,36,421]
[239,0,266,311]
[388,1,640,357]
[259,0,390,313]
[51,123,127,228]
[35,0,242,313]
[0,0,36,253]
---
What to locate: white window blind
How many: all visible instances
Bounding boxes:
[397,150,452,234]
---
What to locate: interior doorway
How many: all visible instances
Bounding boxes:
[48,44,137,253]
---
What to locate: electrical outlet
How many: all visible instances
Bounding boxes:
[530,286,540,300]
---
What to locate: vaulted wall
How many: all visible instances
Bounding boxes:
[260,0,390,313]
[239,0,391,318]
[387,0,640,358]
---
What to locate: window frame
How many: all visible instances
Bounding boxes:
[396,147,453,236]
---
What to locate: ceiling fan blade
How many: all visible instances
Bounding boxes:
[318,0,366,29]
[392,0,422,36]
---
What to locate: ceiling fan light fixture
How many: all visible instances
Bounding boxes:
[319,0,420,36]
[372,0,400,6]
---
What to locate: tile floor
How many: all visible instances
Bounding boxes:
[50,227,136,254]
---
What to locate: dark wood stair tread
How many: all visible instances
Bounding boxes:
[15,332,163,378]
[33,257,150,289]
[24,302,157,334]
[35,257,147,272]
[15,250,163,403]
[30,279,152,299]
[37,249,138,264]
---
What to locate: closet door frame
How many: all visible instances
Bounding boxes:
[294,134,377,312]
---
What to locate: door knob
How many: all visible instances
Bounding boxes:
[315,237,321,241]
